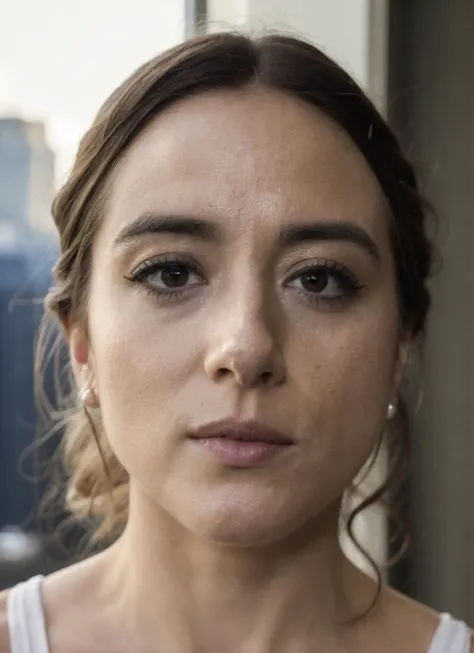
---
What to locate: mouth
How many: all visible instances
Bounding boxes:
[188,419,294,468]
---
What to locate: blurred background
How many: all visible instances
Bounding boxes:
[1,0,473,624]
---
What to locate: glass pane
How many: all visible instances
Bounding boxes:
[0,0,186,585]
[0,0,186,184]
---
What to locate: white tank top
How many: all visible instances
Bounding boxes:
[6,576,472,653]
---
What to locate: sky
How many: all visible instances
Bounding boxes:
[0,0,372,187]
[0,0,186,184]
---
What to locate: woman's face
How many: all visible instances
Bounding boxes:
[71,88,407,546]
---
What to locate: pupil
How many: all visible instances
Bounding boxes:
[162,264,189,288]
[301,269,327,292]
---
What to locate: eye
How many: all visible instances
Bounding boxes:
[127,257,205,300]
[146,261,201,290]
[286,261,363,304]
[291,267,339,296]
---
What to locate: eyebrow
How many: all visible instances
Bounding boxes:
[279,221,380,261]
[113,213,379,261]
[113,213,221,246]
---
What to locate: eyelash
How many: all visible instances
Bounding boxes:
[284,260,364,307]
[125,255,205,303]
[125,256,364,307]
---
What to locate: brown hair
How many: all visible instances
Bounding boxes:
[37,32,433,570]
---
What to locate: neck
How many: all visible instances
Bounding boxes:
[100,484,377,653]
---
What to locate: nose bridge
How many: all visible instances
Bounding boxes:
[233,296,274,361]
[204,273,285,388]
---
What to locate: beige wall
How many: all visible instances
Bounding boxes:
[207,0,386,92]
[389,0,474,620]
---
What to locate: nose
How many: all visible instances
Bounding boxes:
[204,300,286,390]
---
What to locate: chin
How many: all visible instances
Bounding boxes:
[195,518,296,548]
[176,490,312,549]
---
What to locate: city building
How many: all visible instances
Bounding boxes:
[0,117,55,234]
[0,115,58,541]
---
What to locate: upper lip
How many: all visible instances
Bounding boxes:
[189,419,294,446]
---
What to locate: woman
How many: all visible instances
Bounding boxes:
[0,31,470,653]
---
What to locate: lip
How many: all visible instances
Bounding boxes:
[188,419,294,468]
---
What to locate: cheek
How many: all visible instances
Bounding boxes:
[87,289,203,443]
[294,296,398,398]
[266,305,399,522]
[288,301,399,459]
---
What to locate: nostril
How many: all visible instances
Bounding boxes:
[260,371,273,386]
[216,368,233,381]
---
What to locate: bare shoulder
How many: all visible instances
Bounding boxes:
[378,585,472,652]
[0,589,11,653]
[41,552,116,652]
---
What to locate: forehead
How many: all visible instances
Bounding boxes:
[103,87,388,240]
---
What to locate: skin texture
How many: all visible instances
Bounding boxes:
[77,87,405,548]
[1,87,459,653]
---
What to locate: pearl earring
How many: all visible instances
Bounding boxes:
[79,386,99,409]
[387,402,397,420]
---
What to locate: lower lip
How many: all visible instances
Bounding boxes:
[194,437,287,467]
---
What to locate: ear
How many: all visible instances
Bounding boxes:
[392,331,412,399]
[67,320,93,389]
